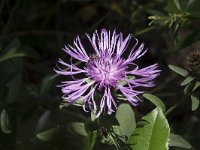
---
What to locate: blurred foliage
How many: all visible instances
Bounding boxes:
[0,0,200,150]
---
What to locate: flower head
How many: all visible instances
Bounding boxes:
[186,50,200,75]
[55,29,160,117]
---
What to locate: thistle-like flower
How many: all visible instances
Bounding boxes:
[55,29,160,117]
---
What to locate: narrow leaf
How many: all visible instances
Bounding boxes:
[36,128,59,141]
[0,109,11,134]
[183,84,190,94]
[168,0,181,13]
[115,104,136,140]
[192,81,200,91]
[169,133,192,149]
[181,76,194,86]
[143,93,166,112]
[191,95,199,111]
[169,65,188,77]
[128,107,170,150]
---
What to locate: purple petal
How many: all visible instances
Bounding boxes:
[66,81,95,102]
[62,45,89,62]
[116,33,132,57]
[118,85,141,106]
[83,85,97,112]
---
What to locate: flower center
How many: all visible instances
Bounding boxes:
[86,55,126,87]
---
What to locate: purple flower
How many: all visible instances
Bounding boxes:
[55,29,160,117]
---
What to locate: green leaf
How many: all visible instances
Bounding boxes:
[143,93,166,112]
[112,125,125,140]
[167,0,181,13]
[169,64,188,77]
[0,39,40,62]
[115,103,136,140]
[0,109,12,134]
[2,39,21,53]
[19,46,40,59]
[179,0,188,11]
[169,133,192,149]
[181,76,194,86]
[90,109,97,121]
[36,127,59,141]
[128,107,170,150]
[70,122,88,136]
[183,84,190,94]
[192,81,200,91]
[186,0,200,12]
[191,95,199,111]
[136,26,156,35]
[40,74,57,95]
[83,130,97,150]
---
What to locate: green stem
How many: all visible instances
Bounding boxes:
[165,100,182,116]
[165,95,188,116]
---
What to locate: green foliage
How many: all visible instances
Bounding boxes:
[143,93,166,112]
[168,64,188,77]
[191,95,199,111]
[0,39,40,62]
[169,133,192,149]
[193,81,200,91]
[83,130,97,150]
[115,103,136,140]
[181,76,194,86]
[36,127,60,141]
[148,0,200,49]
[0,0,199,149]
[0,109,11,134]
[70,122,88,136]
[128,107,170,150]
[169,64,200,111]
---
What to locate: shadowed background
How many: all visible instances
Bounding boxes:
[0,0,200,149]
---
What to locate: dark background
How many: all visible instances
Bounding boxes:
[0,0,200,149]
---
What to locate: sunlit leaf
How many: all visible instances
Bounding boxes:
[169,133,192,149]
[169,64,188,77]
[128,107,170,150]
[115,103,136,140]
[0,109,12,134]
[143,93,166,112]
[191,95,199,111]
